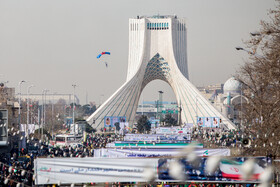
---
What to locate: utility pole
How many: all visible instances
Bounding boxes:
[178,100,182,127]
[41,90,44,140]
[18,80,25,127]
[72,84,77,135]
[27,85,34,139]
[52,92,57,139]
[42,89,49,140]
[158,91,163,122]
[18,80,25,149]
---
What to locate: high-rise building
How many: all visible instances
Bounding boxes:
[87,15,236,130]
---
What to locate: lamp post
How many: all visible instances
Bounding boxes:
[27,85,34,139]
[178,100,182,127]
[72,84,77,135]
[235,47,265,59]
[41,89,49,140]
[18,80,25,129]
[52,92,57,139]
[18,80,25,150]
[158,91,163,122]
[41,90,44,139]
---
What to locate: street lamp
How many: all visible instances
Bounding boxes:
[41,89,49,140]
[178,100,182,127]
[158,91,163,122]
[72,84,77,135]
[235,47,254,54]
[235,46,264,59]
[52,92,57,139]
[18,80,25,150]
[18,80,26,128]
[250,32,261,36]
[27,85,34,138]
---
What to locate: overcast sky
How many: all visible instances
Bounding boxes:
[0,0,276,105]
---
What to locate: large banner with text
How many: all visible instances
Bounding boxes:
[35,157,271,185]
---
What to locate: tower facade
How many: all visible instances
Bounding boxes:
[87,15,236,130]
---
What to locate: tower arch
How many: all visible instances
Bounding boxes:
[87,15,236,130]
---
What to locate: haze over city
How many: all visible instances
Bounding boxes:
[0,0,276,104]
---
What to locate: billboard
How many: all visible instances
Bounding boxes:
[197,117,220,128]
[104,116,126,127]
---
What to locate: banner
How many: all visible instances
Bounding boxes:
[155,127,192,134]
[123,134,191,141]
[219,159,268,180]
[94,148,230,158]
[35,157,158,185]
[197,117,220,128]
[35,156,270,185]
[104,116,126,128]
[158,157,271,182]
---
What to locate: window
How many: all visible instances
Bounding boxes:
[146,22,169,30]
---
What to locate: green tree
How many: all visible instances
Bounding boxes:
[81,104,96,116]
[163,113,177,126]
[136,115,151,133]
[236,1,280,157]
[114,122,120,131]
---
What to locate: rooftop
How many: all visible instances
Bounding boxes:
[137,14,178,19]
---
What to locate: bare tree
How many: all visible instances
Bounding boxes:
[236,1,280,157]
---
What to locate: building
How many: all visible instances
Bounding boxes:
[87,15,236,130]
[20,94,79,105]
[212,77,245,126]
[0,82,19,137]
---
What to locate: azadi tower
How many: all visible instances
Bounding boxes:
[87,15,236,130]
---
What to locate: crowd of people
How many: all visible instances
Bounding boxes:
[0,133,120,186]
[0,131,268,186]
[191,128,241,148]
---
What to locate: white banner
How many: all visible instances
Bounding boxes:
[94,148,230,158]
[155,127,192,134]
[35,157,158,185]
[123,134,190,141]
[35,156,269,185]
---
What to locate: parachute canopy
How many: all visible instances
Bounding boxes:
[97,52,111,59]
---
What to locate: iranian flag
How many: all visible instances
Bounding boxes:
[219,159,265,180]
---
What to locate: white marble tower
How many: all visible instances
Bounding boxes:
[87,15,236,130]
